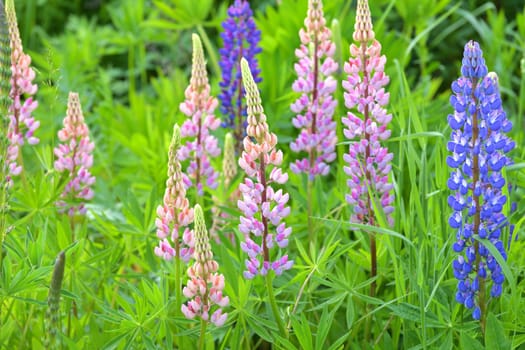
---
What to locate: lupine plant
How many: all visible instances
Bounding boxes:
[181,204,228,349]
[180,34,221,197]
[54,92,95,218]
[448,40,515,331]
[290,0,338,179]
[341,0,394,297]
[239,57,293,337]
[5,0,38,185]
[219,0,261,154]
[1,1,525,349]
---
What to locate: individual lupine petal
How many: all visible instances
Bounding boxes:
[53,93,95,216]
[290,0,338,179]
[179,34,220,195]
[238,58,293,279]
[342,0,394,226]
[154,124,194,262]
[448,41,514,321]
[5,0,38,185]
[219,0,262,154]
[181,205,229,326]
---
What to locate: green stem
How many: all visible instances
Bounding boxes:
[265,273,287,338]
[198,318,207,350]
[307,178,313,246]
[174,255,182,346]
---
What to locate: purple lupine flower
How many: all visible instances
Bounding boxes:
[154,124,195,262]
[5,0,39,185]
[54,92,95,216]
[180,34,221,196]
[448,41,515,321]
[181,204,229,327]
[290,0,338,179]
[219,0,261,154]
[238,58,293,279]
[342,0,394,299]
[342,0,394,226]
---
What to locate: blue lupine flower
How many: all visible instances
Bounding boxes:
[448,41,515,320]
[218,0,261,153]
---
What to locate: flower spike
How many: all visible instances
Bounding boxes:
[179,34,221,195]
[154,124,194,262]
[54,92,95,216]
[181,204,229,326]
[290,0,338,179]
[448,41,515,323]
[238,58,293,279]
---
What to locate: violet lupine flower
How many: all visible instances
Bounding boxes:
[448,41,515,321]
[290,0,338,179]
[181,204,229,327]
[342,0,394,226]
[219,0,261,154]
[238,58,293,279]
[180,34,221,196]
[54,92,95,216]
[5,0,39,184]
[154,124,195,262]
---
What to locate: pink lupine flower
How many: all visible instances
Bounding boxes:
[179,34,221,195]
[5,0,39,185]
[181,204,229,327]
[290,0,338,179]
[238,58,293,279]
[54,93,95,216]
[342,0,394,226]
[154,124,194,262]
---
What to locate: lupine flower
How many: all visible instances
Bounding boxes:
[448,41,515,321]
[154,124,194,262]
[44,251,65,349]
[290,0,338,179]
[5,0,39,185]
[342,0,394,226]
[238,58,293,279]
[180,34,221,196]
[181,204,229,327]
[219,0,261,154]
[54,92,95,216]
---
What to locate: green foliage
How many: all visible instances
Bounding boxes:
[0,0,524,349]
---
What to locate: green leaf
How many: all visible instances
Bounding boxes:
[460,332,484,350]
[291,313,313,350]
[485,313,510,350]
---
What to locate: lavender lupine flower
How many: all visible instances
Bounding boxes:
[5,0,39,184]
[154,124,194,262]
[448,41,515,322]
[342,0,394,226]
[54,92,95,216]
[219,0,261,153]
[238,58,293,279]
[290,0,338,179]
[181,204,229,327]
[180,34,221,195]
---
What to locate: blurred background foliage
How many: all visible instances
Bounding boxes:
[1,0,524,348]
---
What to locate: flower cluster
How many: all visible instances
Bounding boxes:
[448,41,515,320]
[290,0,338,179]
[154,124,194,262]
[54,92,95,216]
[342,0,394,225]
[180,34,220,195]
[5,0,39,184]
[238,58,293,279]
[181,204,229,327]
[219,0,261,153]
